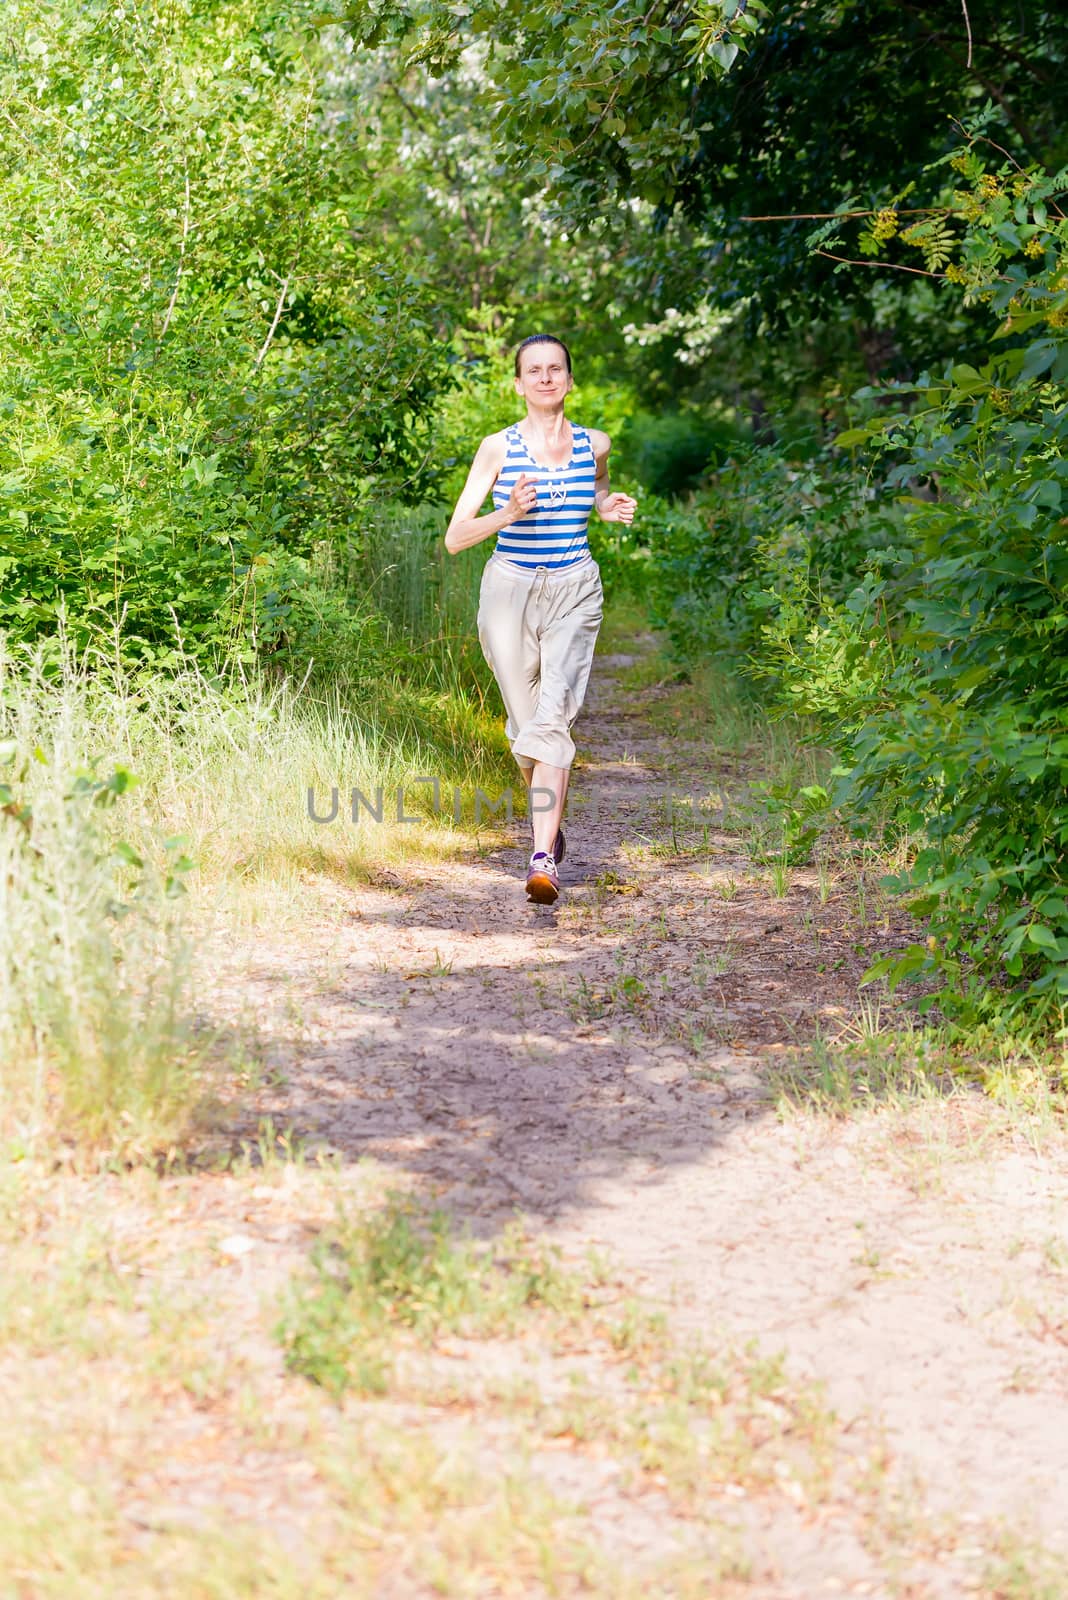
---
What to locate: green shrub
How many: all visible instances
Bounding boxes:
[0,0,453,669]
[638,147,1068,1031]
[644,447,888,663]
[836,383,1068,1026]
[755,150,1068,1029]
[614,408,749,497]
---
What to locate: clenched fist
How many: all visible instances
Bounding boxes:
[596,491,638,525]
[506,471,539,521]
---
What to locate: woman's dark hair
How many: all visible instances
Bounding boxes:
[514,333,572,377]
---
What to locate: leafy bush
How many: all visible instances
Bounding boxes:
[0,0,453,669]
[756,149,1068,1029]
[644,447,888,663]
[614,408,749,497]
[640,145,1068,1030]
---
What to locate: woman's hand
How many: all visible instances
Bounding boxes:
[506,471,539,522]
[444,435,528,553]
[596,490,637,524]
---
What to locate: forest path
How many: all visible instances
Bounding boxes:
[204,620,1068,1594]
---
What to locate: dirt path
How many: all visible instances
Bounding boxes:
[204,631,1068,1592]
[13,627,1068,1597]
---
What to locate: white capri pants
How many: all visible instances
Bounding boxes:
[477,553,604,771]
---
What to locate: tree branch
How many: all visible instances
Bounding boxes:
[815,249,948,279]
[738,207,951,222]
[949,122,1067,220]
[254,275,291,370]
[385,80,487,254]
[158,163,191,343]
[816,247,1012,286]
[896,1,1041,154]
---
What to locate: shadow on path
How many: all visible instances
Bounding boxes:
[211,646,923,1233]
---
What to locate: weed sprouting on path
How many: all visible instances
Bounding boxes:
[277,1195,585,1397]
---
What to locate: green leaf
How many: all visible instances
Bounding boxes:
[1020,340,1056,381]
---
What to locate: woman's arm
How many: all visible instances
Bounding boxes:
[589,429,637,524]
[445,434,537,554]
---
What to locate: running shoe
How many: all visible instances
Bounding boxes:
[526,851,560,905]
[530,826,566,864]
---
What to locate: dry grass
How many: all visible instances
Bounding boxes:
[0,1153,1060,1597]
[0,617,512,1160]
[0,1160,822,1597]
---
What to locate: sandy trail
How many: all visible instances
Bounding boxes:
[217,633,1068,1593]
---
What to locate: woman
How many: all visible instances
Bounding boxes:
[445,334,637,904]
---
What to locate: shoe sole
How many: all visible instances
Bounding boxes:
[526,871,559,905]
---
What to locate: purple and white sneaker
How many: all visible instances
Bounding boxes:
[525,851,560,905]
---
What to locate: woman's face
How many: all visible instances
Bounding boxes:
[515,343,573,403]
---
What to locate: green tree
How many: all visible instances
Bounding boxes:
[344,0,1068,383]
[0,0,451,664]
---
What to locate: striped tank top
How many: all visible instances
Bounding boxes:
[491,421,597,571]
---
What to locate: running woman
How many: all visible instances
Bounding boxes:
[445,334,637,904]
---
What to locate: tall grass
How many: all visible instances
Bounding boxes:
[332,500,497,699]
[0,631,203,1157]
[0,506,513,1157]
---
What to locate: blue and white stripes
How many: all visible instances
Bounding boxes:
[491,422,597,570]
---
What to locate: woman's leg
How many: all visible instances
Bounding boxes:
[480,556,600,891]
[520,762,570,856]
[512,563,601,865]
[477,560,540,764]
